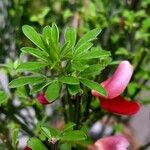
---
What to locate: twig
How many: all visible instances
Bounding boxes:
[82,91,92,122]
[74,95,82,129]
[62,97,68,123]
[0,107,34,136]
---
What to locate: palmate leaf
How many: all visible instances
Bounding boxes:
[22,25,47,51]
[80,78,107,97]
[9,76,45,88]
[75,28,101,49]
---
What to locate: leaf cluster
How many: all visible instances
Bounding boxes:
[9,24,111,102]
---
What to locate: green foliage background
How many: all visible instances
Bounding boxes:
[0,0,150,149]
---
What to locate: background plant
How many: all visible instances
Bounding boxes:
[0,0,150,149]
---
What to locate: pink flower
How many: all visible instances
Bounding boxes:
[37,93,49,105]
[92,61,133,99]
[88,135,129,150]
[92,60,141,115]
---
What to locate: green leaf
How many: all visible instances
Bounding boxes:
[60,130,87,142]
[75,28,101,49]
[22,25,46,51]
[0,145,5,150]
[14,59,20,69]
[65,27,76,48]
[60,42,71,57]
[45,81,61,102]
[12,128,19,149]
[71,61,89,72]
[41,127,52,139]
[51,23,59,47]
[80,64,103,77]
[127,82,139,96]
[28,137,47,150]
[16,86,28,98]
[68,84,80,95]
[142,18,150,30]
[0,91,8,105]
[113,124,124,133]
[62,122,76,133]
[30,7,50,25]
[60,144,71,150]
[75,48,110,60]
[80,78,107,96]
[74,42,93,56]
[17,62,47,72]
[41,126,59,139]
[43,26,51,42]
[9,76,45,88]
[42,26,59,61]
[59,76,79,85]
[21,47,49,62]
[30,80,52,94]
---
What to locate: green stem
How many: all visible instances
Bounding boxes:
[82,91,91,122]
[50,142,58,150]
[131,50,147,81]
[0,119,14,149]
[131,78,148,99]
[62,97,68,123]
[74,95,81,129]
[67,90,73,122]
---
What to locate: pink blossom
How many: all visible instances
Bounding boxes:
[88,135,129,150]
[92,61,133,99]
[91,61,141,115]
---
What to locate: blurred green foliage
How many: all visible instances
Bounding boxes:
[0,0,150,149]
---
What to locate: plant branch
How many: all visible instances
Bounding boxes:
[0,107,34,136]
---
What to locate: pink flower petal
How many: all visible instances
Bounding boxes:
[92,61,133,99]
[94,135,129,150]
